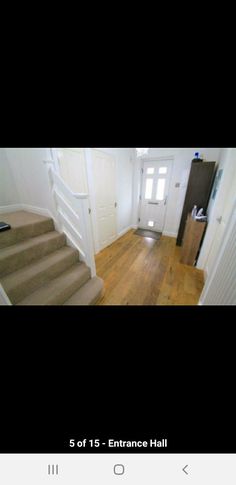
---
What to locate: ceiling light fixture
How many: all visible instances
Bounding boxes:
[136,148,149,157]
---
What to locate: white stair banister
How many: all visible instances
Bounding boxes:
[0,283,12,305]
[80,197,96,277]
[45,156,96,277]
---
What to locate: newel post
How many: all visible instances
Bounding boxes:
[0,283,12,305]
[81,198,96,277]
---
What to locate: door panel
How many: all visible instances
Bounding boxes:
[92,150,117,250]
[139,160,172,232]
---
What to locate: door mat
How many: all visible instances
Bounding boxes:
[134,228,162,240]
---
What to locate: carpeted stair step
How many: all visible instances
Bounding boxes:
[1,246,80,304]
[64,276,104,305]
[0,231,66,277]
[17,262,91,305]
[0,211,54,249]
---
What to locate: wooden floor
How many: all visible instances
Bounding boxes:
[95,230,205,305]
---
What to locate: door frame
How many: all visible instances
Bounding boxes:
[138,156,174,232]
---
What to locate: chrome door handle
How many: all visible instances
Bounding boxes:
[114,202,117,208]
[164,196,168,205]
[216,216,222,224]
[148,202,159,205]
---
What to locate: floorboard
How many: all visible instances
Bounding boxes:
[95,230,204,305]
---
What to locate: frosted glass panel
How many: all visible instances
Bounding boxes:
[145,178,153,199]
[147,167,154,174]
[156,178,165,200]
[159,167,167,174]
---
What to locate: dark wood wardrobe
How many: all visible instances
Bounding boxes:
[176,161,216,246]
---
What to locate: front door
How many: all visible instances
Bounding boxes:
[139,160,172,232]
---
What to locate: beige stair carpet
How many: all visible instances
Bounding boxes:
[0,211,103,305]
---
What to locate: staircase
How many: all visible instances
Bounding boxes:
[0,211,103,305]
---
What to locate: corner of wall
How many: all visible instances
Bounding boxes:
[0,148,21,206]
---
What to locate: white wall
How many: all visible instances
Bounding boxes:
[2,148,57,219]
[131,148,141,229]
[57,148,88,193]
[115,149,133,235]
[132,148,221,237]
[205,148,224,222]
[0,148,20,206]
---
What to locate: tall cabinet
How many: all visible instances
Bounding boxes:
[176,161,216,246]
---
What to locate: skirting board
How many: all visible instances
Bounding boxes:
[0,204,25,213]
[94,226,134,255]
[0,203,51,218]
[19,204,53,219]
[117,226,133,238]
[162,230,177,238]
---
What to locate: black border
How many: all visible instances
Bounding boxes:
[1,305,235,454]
[0,430,236,454]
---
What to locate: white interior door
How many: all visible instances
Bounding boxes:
[204,150,236,277]
[200,200,236,304]
[91,149,117,251]
[139,160,172,232]
[57,148,88,193]
[206,200,233,277]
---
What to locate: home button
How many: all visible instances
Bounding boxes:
[114,464,125,475]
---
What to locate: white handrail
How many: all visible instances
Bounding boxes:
[45,159,96,277]
[0,283,12,305]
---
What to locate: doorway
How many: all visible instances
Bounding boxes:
[139,159,172,232]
